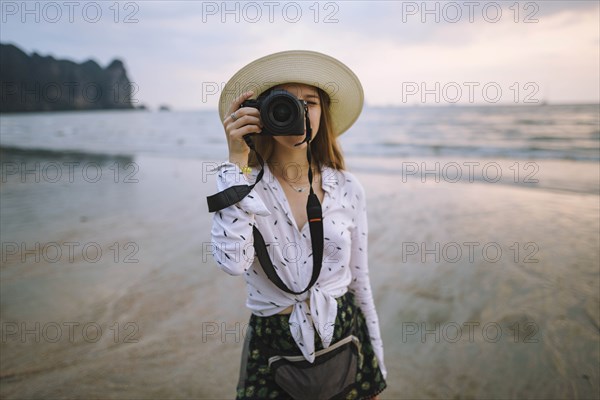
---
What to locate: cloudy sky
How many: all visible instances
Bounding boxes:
[2,0,598,110]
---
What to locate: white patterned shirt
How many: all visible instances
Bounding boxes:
[209,161,387,379]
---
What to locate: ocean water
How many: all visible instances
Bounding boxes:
[1,104,599,399]
[1,104,598,197]
[1,104,598,162]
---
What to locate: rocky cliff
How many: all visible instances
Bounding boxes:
[0,43,135,112]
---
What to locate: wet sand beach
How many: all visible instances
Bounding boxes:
[1,151,598,399]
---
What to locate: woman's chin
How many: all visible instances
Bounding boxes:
[275,136,308,149]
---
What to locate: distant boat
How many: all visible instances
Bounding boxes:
[159,105,171,111]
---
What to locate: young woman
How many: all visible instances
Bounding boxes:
[210,50,387,399]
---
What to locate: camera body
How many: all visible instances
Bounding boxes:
[240,89,306,136]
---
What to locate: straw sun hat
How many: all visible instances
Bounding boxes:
[218,50,364,137]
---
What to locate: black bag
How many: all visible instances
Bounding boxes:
[267,333,362,399]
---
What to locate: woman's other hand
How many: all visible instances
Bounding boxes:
[223,91,263,165]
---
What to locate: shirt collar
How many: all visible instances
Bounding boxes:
[320,165,339,193]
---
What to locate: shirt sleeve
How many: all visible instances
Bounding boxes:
[209,161,271,276]
[348,177,388,380]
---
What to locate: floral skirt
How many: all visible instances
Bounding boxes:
[235,291,387,399]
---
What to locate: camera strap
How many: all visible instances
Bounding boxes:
[206,106,323,296]
[206,150,265,213]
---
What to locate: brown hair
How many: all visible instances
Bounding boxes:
[247,87,346,172]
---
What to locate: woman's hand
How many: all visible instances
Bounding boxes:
[223,91,263,165]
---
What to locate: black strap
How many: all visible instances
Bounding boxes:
[206,138,265,213]
[206,102,323,296]
[252,191,322,295]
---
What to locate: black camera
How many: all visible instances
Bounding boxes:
[240,89,306,136]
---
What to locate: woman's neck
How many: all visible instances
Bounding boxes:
[267,145,319,183]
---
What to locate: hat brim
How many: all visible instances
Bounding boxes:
[218,50,364,137]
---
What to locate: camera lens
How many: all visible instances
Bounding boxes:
[272,103,292,123]
[260,89,304,135]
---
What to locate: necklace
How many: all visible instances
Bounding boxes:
[273,167,320,193]
[283,179,311,193]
